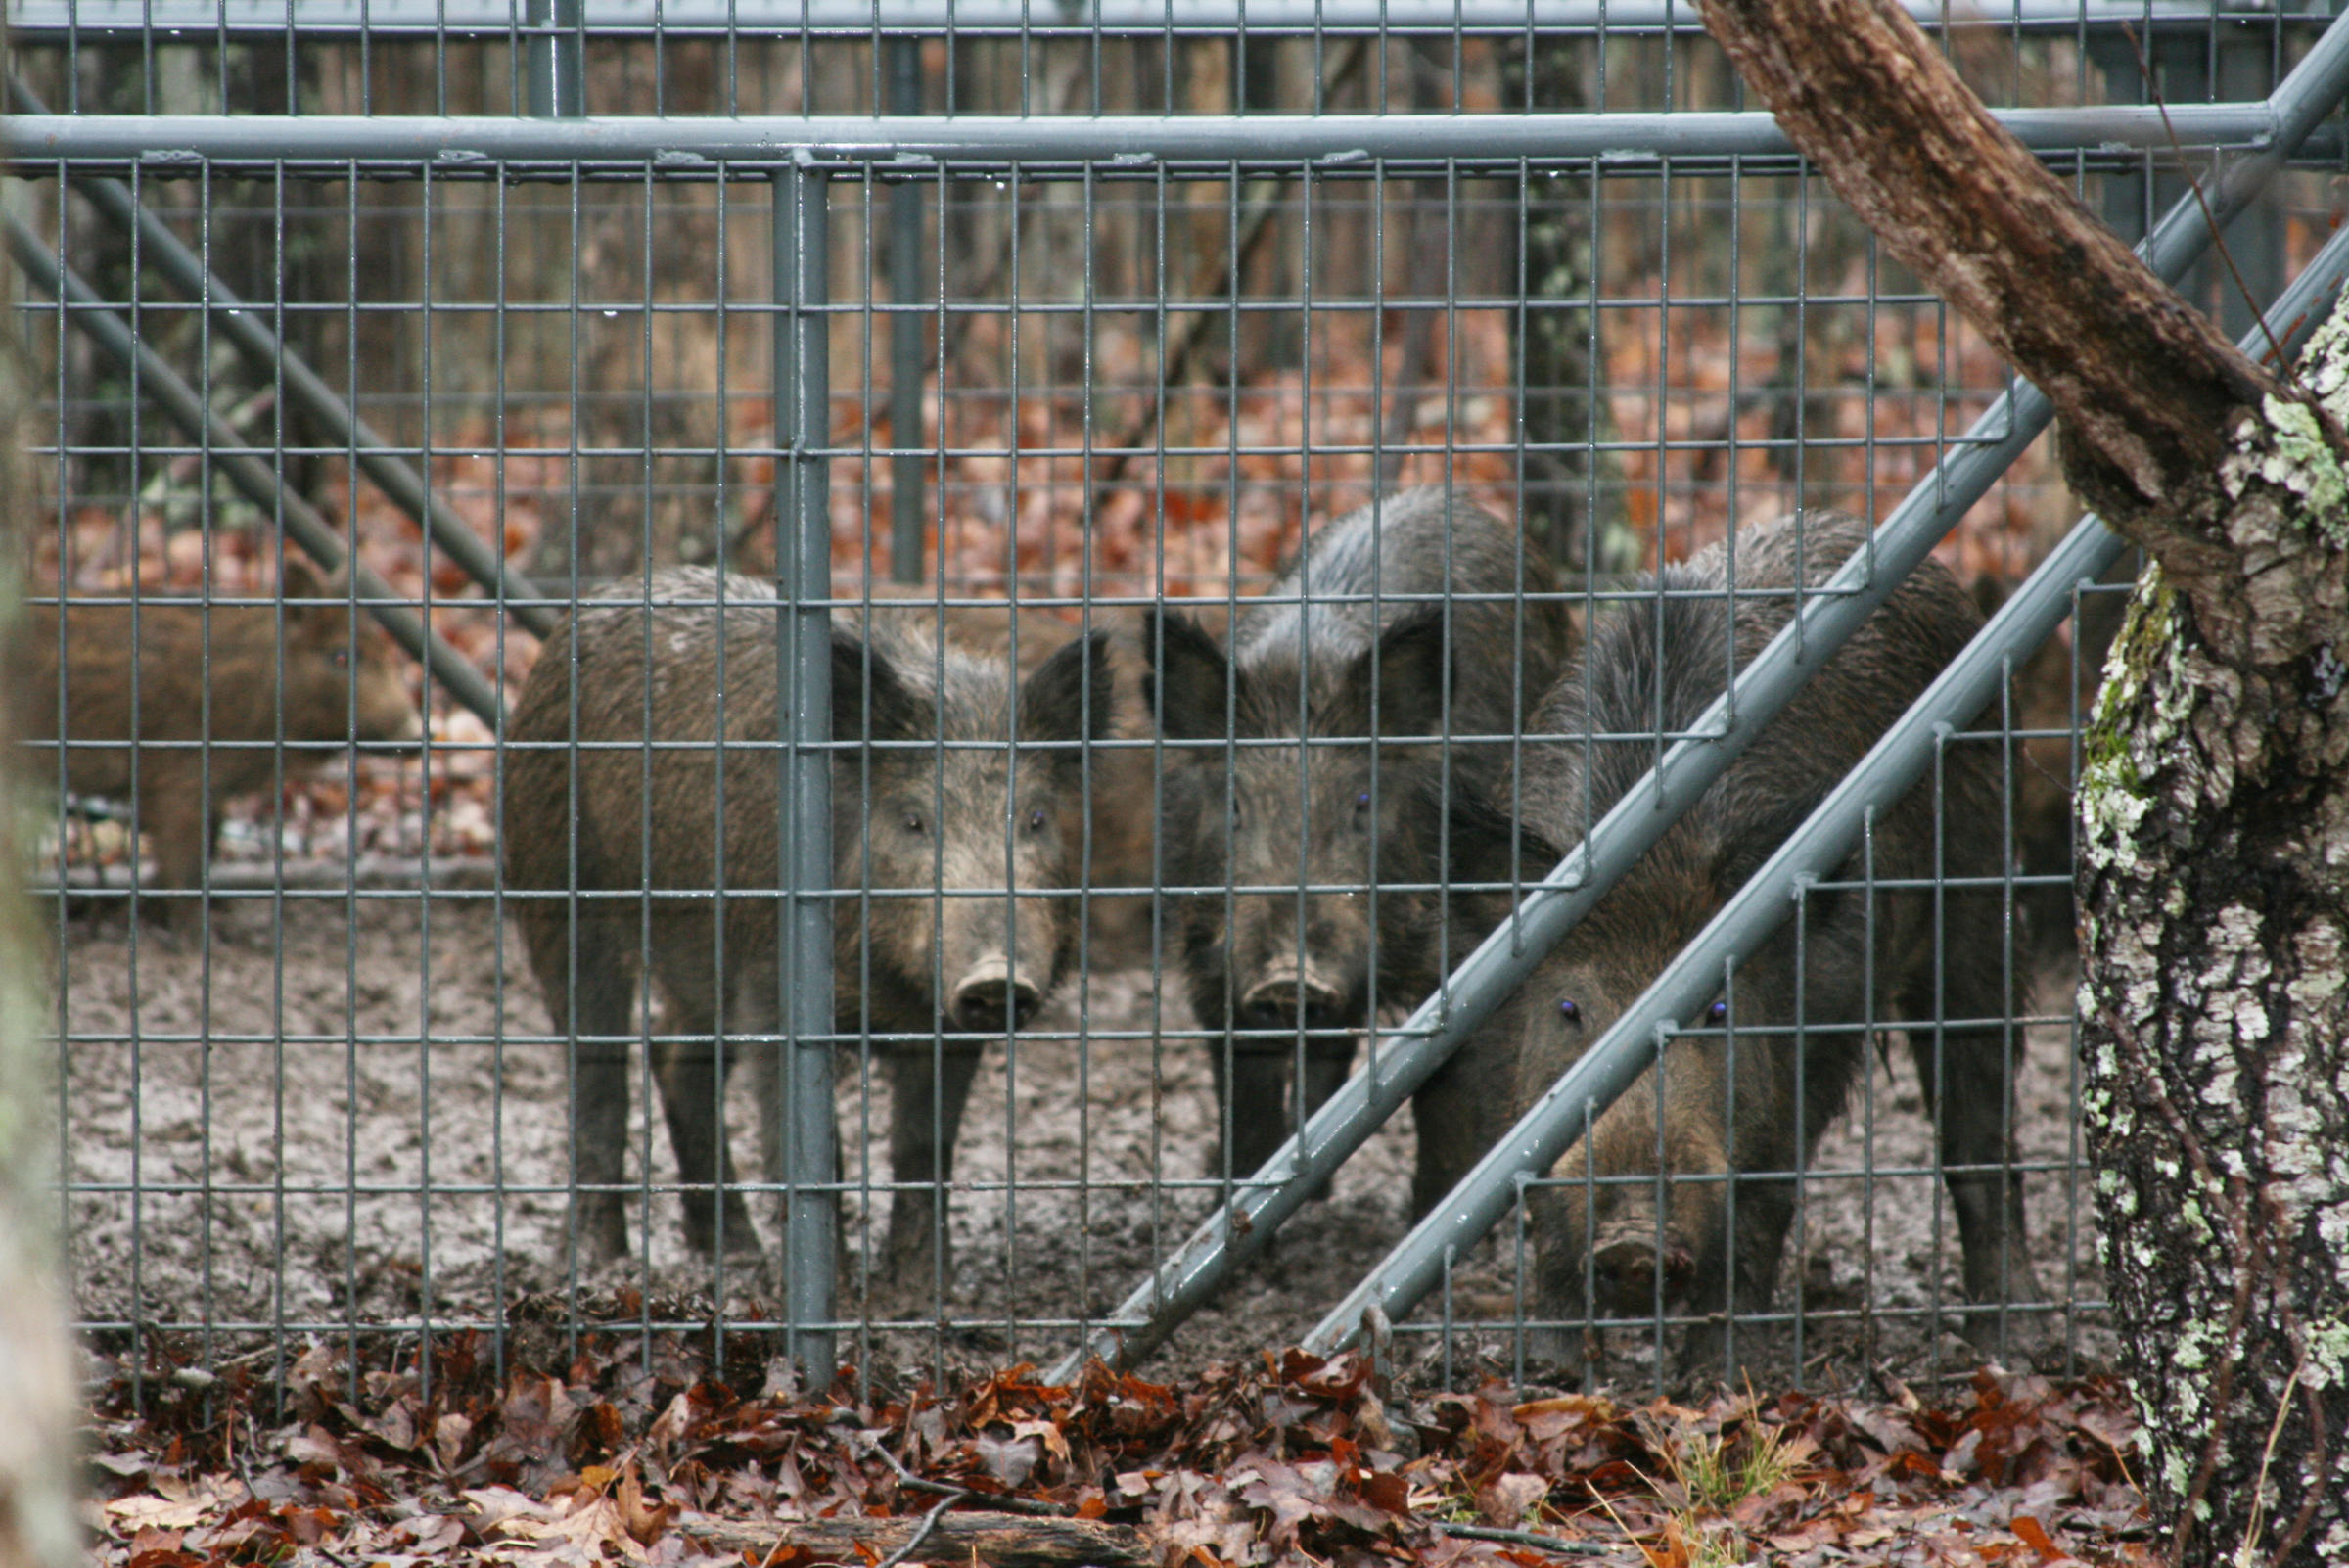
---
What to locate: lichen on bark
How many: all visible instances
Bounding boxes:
[2073,288,2349,1565]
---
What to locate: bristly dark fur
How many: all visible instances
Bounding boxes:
[506,567,1113,1304]
[1481,511,2041,1372]
[1140,487,1573,1215]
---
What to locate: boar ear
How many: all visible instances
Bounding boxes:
[1140,607,1232,742]
[831,627,927,743]
[278,555,348,641]
[1019,628,1114,751]
[1359,609,1451,736]
[1447,788,1566,887]
[280,554,332,601]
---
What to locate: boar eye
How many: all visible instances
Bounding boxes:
[332,648,351,669]
[1708,999,1728,1024]
[1027,807,1046,833]
[902,810,925,835]
[1557,997,1582,1026]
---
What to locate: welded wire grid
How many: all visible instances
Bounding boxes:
[10,5,2342,1401]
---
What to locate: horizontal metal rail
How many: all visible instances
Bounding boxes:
[2,102,2317,171]
[1301,208,2349,1355]
[1040,4,2349,1385]
[2,209,507,729]
[10,78,558,640]
[4,0,2322,36]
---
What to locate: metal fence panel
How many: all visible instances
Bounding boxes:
[11,7,2346,1398]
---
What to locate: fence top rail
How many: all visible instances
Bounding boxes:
[6,0,2326,35]
[2,101,2301,171]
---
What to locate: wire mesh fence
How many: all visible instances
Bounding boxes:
[11,2,2347,1402]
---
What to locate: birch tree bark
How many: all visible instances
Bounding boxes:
[1693,3,2349,1562]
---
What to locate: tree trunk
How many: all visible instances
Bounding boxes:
[1506,41,1608,569]
[1694,2,2349,1562]
[0,143,86,1568]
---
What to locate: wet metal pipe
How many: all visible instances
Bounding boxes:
[3,0,2304,36]
[3,102,2320,170]
[1043,7,2349,1383]
[771,166,839,1375]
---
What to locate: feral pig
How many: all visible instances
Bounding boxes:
[504,568,1110,1301]
[1144,487,1570,1215]
[1488,511,2041,1370]
[9,557,425,926]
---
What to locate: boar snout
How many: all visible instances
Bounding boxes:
[367,708,428,751]
[948,955,1046,1033]
[1589,1213,1697,1311]
[1236,964,1351,1037]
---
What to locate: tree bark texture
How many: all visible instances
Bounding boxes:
[1697,2,2349,1563]
[1504,41,1607,569]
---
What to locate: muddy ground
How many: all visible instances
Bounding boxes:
[54,892,2107,1397]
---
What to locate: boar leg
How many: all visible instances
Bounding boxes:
[1901,892,2044,1329]
[880,1039,984,1306]
[1207,1035,1299,1190]
[654,992,765,1260]
[1406,1023,1513,1219]
[523,904,640,1266]
[138,765,212,931]
[748,990,842,1287]
[1293,1036,1358,1202]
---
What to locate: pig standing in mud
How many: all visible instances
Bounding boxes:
[504,568,1111,1300]
[11,558,425,928]
[1143,488,1569,1213]
[1486,511,2041,1368]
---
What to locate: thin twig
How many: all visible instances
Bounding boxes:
[894,1475,1078,1519]
[1435,1520,1622,1557]
[2120,22,2294,389]
[873,1489,966,1568]
[867,1428,1077,1519]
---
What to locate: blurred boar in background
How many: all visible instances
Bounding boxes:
[9,557,424,928]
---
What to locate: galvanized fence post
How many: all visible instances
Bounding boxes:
[526,0,585,118]
[773,161,838,1377]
